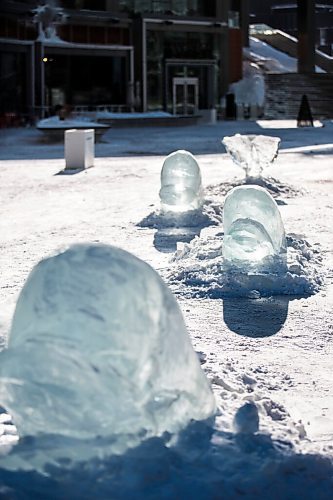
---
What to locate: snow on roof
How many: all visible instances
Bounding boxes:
[36,116,108,129]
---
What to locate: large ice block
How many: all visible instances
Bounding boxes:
[0,244,215,452]
[159,150,203,212]
[222,134,281,179]
[223,186,286,266]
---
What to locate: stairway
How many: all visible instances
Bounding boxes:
[253,29,333,73]
[264,73,333,120]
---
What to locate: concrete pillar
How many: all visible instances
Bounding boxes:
[297,0,315,73]
[239,0,250,47]
[34,41,45,118]
[132,16,146,112]
[218,31,230,98]
[231,0,250,47]
[28,45,35,122]
[216,0,229,22]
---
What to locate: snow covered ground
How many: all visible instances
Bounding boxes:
[0,120,332,498]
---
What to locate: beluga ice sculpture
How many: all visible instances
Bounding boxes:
[222,134,281,180]
[0,244,215,469]
[159,150,203,212]
[223,185,287,270]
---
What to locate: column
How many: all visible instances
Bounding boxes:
[132,16,145,112]
[297,0,315,73]
[34,41,45,118]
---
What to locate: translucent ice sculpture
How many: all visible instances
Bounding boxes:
[223,185,286,266]
[0,244,215,455]
[222,134,281,179]
[159,150,203,212]
[32,2,66,41]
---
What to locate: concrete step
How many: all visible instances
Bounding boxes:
[264,73,333,119]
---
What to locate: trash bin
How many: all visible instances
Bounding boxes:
[65,129,94,170]
[225,93,237,120]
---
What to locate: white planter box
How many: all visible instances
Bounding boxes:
[65,129,94,170]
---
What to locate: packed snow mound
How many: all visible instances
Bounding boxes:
[1,431,333,499]
[137,201,223,230]
[167,234,323,298]
[206,176,303,203]
[2,347,331,497]
[95,111,172,120]
[1,347,332,497]
[37,116,108,129]
[223,186,286,267]
[0,244,215,467]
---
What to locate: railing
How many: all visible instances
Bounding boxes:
[72,104,131,113]
[250,24,333,73]
[32,104,133,121]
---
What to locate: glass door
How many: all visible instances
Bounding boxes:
[172,77,199,115]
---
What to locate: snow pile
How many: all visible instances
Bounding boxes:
[137,203,223,254]
[167,233,323,298]
[37,116,108,129]
[138,201,223,230]
[0,387,332,498]
[1,349,333,499]
[96,111,172,120]
[206,176,303,204]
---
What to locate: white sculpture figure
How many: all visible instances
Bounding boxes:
[222,134,281,179]
[159,150,203,212]
[229,61,265,111]
[0,244,215,458]
[223,185,286,266]
[32,2,67,41]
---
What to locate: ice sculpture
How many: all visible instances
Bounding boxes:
[159,150,203,212]
[222,134,280,179]
[223,185,286,266]
[0,244,215,454]
[230,61,265,108]
[32,2,67,41]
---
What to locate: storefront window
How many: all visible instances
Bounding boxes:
[146,29,219,111]
[61,1,107,10]
[228,11,239,28]
[119,1,215,16]
[0,52,26,114]
[146,30,164,110]
[164,31,214,59]
[44,54,126,107]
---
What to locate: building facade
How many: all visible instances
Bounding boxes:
[0,0,248,122]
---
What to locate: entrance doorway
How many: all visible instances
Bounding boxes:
[172,77,199,115]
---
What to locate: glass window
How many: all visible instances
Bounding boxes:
[119,1,215,16]
[60,1,107,10]
[228,11,239,28]
[164,31,214,59]
[0,52,26,114]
